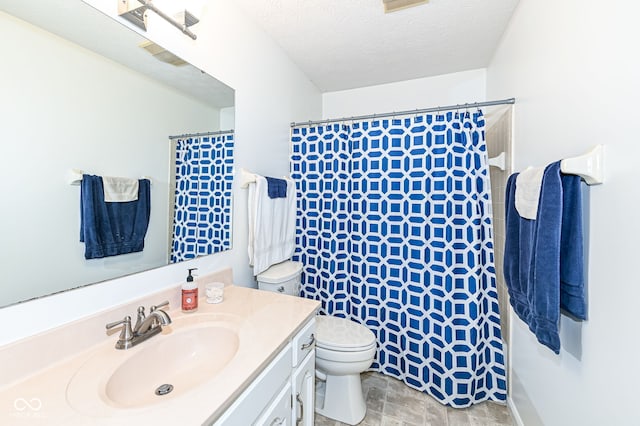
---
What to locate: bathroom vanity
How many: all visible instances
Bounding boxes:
[213,315,316,425]
[0,269,319,425]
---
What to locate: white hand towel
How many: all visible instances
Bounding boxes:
[515,166,545,219]
[248,175,296,276]
[247,181,257,266]
[102,176,139,202]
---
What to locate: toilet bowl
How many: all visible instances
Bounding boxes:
[314,315,376,425]
[257,261,377,425]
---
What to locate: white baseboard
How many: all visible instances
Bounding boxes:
[508,396,524,426]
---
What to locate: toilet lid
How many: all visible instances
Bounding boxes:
[315,315,376,352]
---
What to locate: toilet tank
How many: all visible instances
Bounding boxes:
[256,260,303,296]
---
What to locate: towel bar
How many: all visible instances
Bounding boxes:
[238,168,290,189]
[67,169,153,186]
[238,168,258,189]
[560,145,604,185]
[488,152,506,170]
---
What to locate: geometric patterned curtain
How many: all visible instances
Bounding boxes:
[171,134,234,263]
[290,111,507,407]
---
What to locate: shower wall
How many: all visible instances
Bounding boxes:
[486,107,513,343]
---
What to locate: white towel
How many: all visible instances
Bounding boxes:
[102,176,139,202]
[515,166,545,219]
[248,176,296,276]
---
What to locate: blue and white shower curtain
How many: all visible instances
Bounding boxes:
[171,134,233,263]
[291,111,506,407]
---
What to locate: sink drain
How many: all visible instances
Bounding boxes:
[155,384,174,396]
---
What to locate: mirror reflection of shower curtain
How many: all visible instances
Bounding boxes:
[291,111,507,407]
[170,134,234,263]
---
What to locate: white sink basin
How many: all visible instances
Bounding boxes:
[66,313,241,416]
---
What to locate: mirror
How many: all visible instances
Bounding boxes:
[0,0,235,307]
[168,131,235,263]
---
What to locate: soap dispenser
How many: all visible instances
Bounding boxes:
[181,268,198,313]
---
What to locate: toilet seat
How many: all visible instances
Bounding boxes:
[316,339,377,353]
[315,315,376,352]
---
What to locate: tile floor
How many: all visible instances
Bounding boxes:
[315,372,514,426]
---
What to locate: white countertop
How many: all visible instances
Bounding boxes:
[0,284,319,425]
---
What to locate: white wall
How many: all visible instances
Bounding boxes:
[115,0,324,285]
[0,1,322,345]
[0,11,219,307]
[487,0,640,424]
[322,69,486,119]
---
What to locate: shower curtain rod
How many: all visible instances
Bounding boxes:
[290,97,516,128]
[168,129,234,140]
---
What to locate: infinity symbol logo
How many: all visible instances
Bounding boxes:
[14,398,42,412]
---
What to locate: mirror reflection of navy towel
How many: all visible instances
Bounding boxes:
[80,174,151,259]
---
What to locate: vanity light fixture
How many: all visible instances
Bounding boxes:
[119,0,147,29]
[383,0,429,13]
[118,0,199,40]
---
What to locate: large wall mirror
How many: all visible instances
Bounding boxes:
[0,0,235,307]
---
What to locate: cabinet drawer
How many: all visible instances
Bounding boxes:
[291,317,316,367]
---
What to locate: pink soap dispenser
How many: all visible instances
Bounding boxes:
[181,268,198,313]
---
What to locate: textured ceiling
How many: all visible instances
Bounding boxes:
[235,0,520,92]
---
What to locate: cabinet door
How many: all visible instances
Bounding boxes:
[255,381,292,426]
[291,350,315,426]
[212,345,292,425]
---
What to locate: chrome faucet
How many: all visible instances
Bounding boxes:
[106,301,172,350]
[136,307,171,334]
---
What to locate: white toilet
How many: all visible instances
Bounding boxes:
[314,315,377,424]
[257,261,377,425]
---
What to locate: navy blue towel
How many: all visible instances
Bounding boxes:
[504,161,586,353]
[559,173,586,320]
[505,162,562,353]
[265,176,287,198]
[80,175,151,260]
